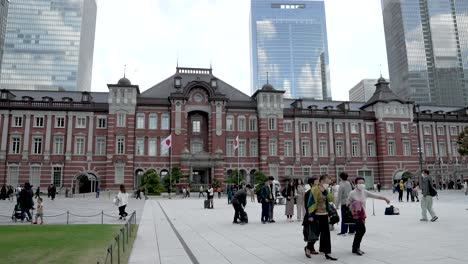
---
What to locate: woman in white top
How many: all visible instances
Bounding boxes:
[208,185,214,209]
[347,177,390,256]
[117,184,129,220]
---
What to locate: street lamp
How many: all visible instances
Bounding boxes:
[414,104,424,173]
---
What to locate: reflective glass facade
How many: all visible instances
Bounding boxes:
[250,0,331,99]
[0,0,9,74]
[0,0,97,91]
[382,0,468,106]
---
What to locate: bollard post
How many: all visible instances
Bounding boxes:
[101,210,104,224]
[109,245,113,264]
[66,211,69,224]
[116,236,120,264]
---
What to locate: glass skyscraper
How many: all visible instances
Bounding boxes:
[382,0,468,106]
[0,0,9,74]
[0,0,97,91]
[250,0,331,99]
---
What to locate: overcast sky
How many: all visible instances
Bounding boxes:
[91,0,389,101]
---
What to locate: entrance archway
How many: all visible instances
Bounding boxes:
[73,172,99,194]
[135,169,144,188]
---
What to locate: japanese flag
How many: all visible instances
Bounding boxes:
[233,136,239,150]
[161,134,172,150]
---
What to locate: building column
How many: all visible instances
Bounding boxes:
[294,118,300,163]
[328,121,335,162]
[87,114,94,161]
[311,120,318,162]
[44,113,52,161]
[0,111,9,160]
[66,113,73,160]
[360,121,367,161]
[345,122,351,159]
[22,114,31,160]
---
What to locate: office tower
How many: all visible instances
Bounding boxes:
[349,79,382,102]
[0,0,97,91]
[382,0,468,106]
[0,0,8,72]
[250,0,331,99]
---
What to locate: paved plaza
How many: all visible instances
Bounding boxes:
[130,190,468,264]
[1,190,467,264]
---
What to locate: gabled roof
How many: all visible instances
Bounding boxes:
[140,67,253,102]
[360,77,411,109]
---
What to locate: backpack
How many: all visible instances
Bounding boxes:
[256,187,263,203]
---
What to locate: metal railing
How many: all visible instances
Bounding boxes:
[98,211,137,264]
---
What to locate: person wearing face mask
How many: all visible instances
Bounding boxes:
[347,177,390,256]
[303,175,338,261]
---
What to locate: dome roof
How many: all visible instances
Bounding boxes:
[377,76,387,84]
[117,77,131,86]
[261,83,275,91]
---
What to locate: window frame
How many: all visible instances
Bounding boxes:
[116,136,125,155]
[148,114,157,130]
[301,122,310,133]
[351,139,360,157]
[32,136,43,155]
[76,117,86,129]
[95,137,106,156]
[74,136,85,155]
[34,116,44,128]
[97,117,107,129]
[238,116,246,132]
[283,121,292,133]
[10,136,21,154]
[13,116,23,127]
[53,136,64,155]
[387,140,396,156]
[55,116,65,128]
[136,114,145,129]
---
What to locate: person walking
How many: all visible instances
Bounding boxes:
[207,185,214,209]
[412,183,420,202]
[182,187,187,198]
[377,182,381,192]
[117,185,129,220]
[405,178,414,202]
[7,186,13,201]
[464,180,467,195]
[33,197,44,225]
[335,172,355,235]
[303,175,338,261]
[96,186,100,198]
[398,180,404,202]
[285,179,295,222]
[199,186,205,198]
[347,177,390,256]
[296,179,306,222]
[227,186,233,204]
[135,188,142,199]
[232,186,247,224]
[258,178,271,224]
[420,170,438,222]
[268,176,277,223]
[47,184,51,198]
[34,186,40,198]
[217,186,222,199]
[50,184,56,200]
[186,186,191,198]
[18,182,34,222]
[0,185,6,200]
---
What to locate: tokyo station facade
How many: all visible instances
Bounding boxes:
[1,67,468,192]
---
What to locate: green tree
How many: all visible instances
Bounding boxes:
[162,167,183,190]
[140,169,164,194]
[253,171,267,193]
[225,169,240,184]
[458,126,468,156]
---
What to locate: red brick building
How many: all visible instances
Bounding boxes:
[0,67,467,192]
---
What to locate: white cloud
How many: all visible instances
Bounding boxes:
[91,0,388,101]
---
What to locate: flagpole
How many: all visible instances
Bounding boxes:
[169,146,172,199]
[237,147,240,186]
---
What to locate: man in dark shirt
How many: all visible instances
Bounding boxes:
[232,186,247,224]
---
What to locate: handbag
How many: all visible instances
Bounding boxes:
[303,220,319,242]
[385,205,400,215]
[429,185,438,197]
[113,197,120,206]
[342,205,355,224]
[328,204,340,225]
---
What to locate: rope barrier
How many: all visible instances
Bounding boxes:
[42,212,67,218]
[69,212,102,218]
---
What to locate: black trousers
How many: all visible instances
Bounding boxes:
[261,201,270,222]
[398,190,403,201]
[118,205,127,217]
[352,220,366,250]
[406,188,413,201]
[308,215,331,254]
[340,205,356,234]
[232,202,245,222]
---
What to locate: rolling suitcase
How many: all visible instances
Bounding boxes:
[204,199,210,209]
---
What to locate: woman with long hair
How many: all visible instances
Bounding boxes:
[303,175,338,261]
[296,179,305,222]
[285,179,295,221]
[117,184,129,220]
